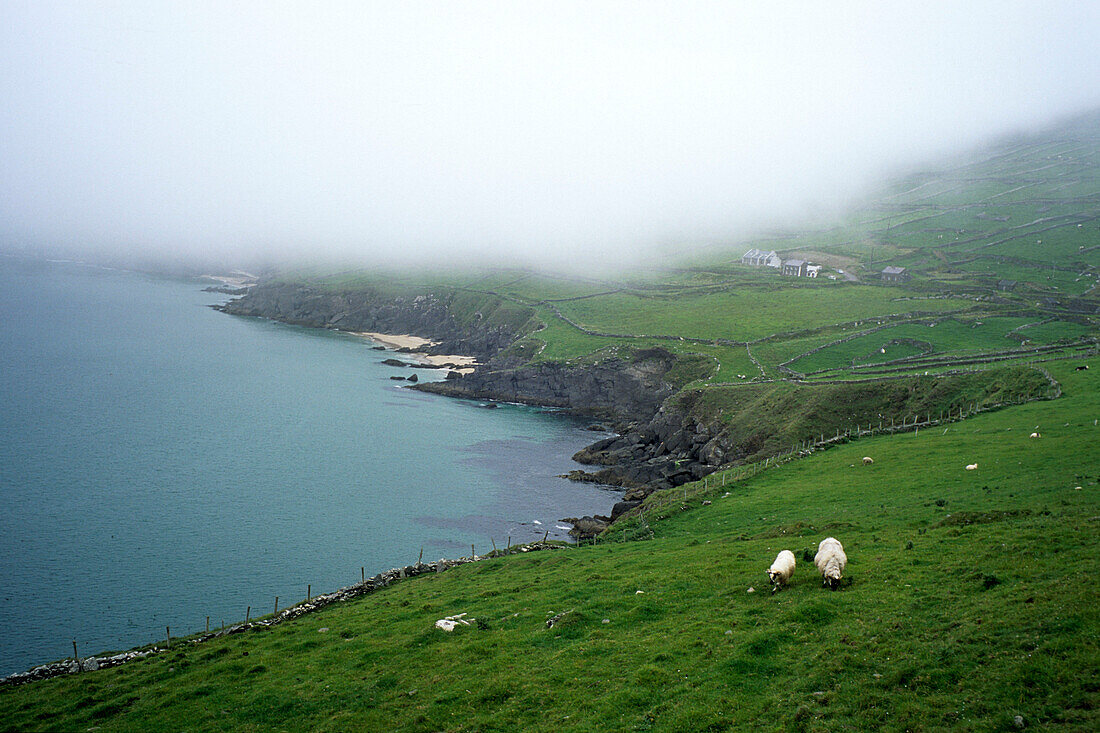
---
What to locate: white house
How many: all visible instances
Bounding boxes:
[782,259,807,277]
[741,248,781,268]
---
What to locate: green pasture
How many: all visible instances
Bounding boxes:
[1014,320,1095,345]
[786,317,1046,374]
[3,362,1095,732]
[953,260,1095,296]
[974,223,1100,266]
[519,314,759,385]
[553,287,969,344]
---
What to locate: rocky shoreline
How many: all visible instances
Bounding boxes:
[217,282,695,522]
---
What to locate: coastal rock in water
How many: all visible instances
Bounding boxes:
[381,358,410,367]
[563,515,610,539]
[389,376,406,381]
[407,373,418,383]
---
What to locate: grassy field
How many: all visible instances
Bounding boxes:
[553,287,970,344]
[2,362,1096,731]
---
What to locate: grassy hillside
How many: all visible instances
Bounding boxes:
[264,115,1098,388]
[3,360,1096,731]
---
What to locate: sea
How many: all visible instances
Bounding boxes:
[0,255,621,676]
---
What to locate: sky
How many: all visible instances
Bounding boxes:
[2,1,1100,270]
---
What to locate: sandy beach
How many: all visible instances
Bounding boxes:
[201,272,258,288]
[352,331,479,372]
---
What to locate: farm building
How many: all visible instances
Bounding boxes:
[881,266,911,284]
[741,248,781,268]
[782,259,807,277]
[806,265,823,278]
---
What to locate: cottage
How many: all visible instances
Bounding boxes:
[782,259,807,277]
[881,266,911,284]
[741,248,781,268]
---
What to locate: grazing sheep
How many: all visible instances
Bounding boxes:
[766,550,796,593]
[862,456,874,465]
[815,537,847,590]
[1030,432,1041,439]
[966,463,978,470]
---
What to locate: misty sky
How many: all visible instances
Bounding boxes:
[3,2,1100,269]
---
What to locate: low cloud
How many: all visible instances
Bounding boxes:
[2,1,1099,270]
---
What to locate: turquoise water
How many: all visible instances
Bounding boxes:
[0,257,619,675]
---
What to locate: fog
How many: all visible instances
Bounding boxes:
[3,1,1099,272]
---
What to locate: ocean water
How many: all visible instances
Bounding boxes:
[0,257,620,675]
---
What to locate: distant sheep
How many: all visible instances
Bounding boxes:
[814,537,847,590]
[966,463,978,470]
[862,456,874,465]
[766,550,796,593]
[1030,432,1041,439]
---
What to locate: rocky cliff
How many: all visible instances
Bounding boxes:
[218,282,526,359]
[415,349,678,424]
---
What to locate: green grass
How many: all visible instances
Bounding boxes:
[786,317,1051,374]
[2,362,1096,731]
[1015,320,1095,345]
[554,287,969,344]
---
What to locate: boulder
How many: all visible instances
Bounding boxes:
[564,515,610,539]
[610,500,642,520]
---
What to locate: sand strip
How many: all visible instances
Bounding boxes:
[352,331,479,372]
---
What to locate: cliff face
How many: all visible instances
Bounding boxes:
[567,365,1056,500]
[218,283,523,359]
[415,352,678,424]
[567,397,733,497]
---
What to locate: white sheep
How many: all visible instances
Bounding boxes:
[766,550,796,593]
[1029,432,1041,439]
[966,463,978,470]
[862,456,874,465]
[815,537,847,590]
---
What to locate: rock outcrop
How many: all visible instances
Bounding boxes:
[414,349,678,424]
[218,282,527,360]
[567,399,735,498]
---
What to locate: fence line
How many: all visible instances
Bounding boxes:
[630,368,1063,519]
